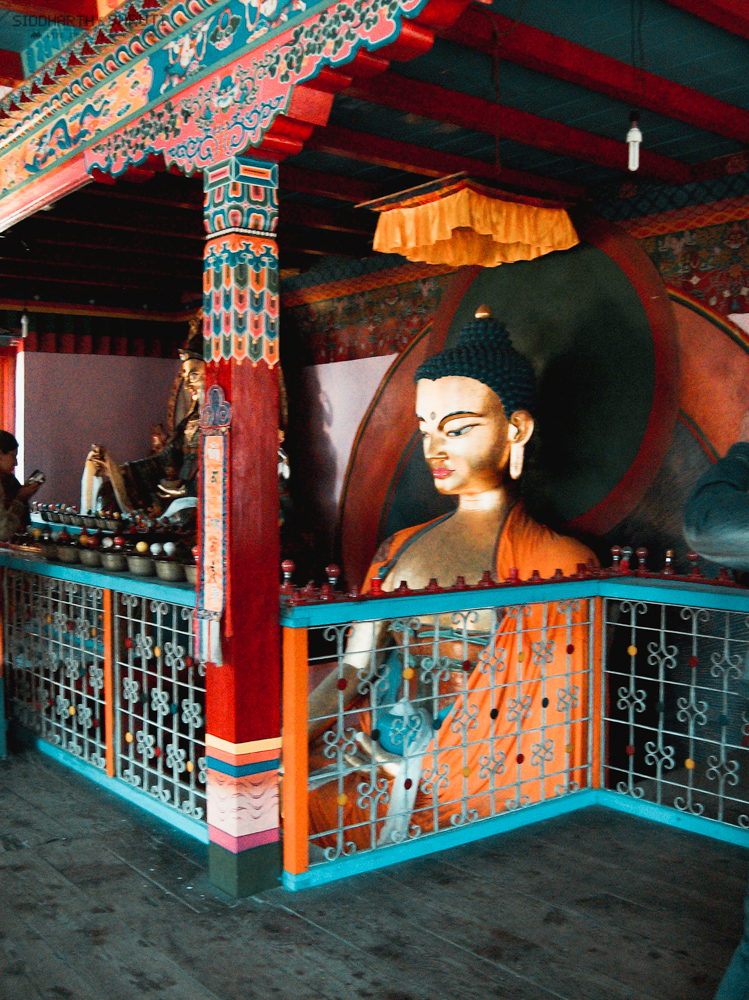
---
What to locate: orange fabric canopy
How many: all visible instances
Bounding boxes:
[372,181,579,267]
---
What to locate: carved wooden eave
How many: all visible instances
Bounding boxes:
[0,0,474,230]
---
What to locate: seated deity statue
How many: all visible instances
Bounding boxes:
[81,328,204,519]
[308,307,598,848]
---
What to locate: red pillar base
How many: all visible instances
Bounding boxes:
[208,840,282,897]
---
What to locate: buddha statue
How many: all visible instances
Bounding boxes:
[308,307,598,848]
[81,326,204,519]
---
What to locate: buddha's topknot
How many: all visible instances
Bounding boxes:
[414,306,536,418]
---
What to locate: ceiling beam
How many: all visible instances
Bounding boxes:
[280,202,375,235]
[36,199,204,241]
[278,223,373,258]
[443,8,749,145]
[346,75,692,184]
[279,165,383,203]
[306,125,587,202]
[662,0,749,41]
[0,259,181,292]
[21,222,203,261]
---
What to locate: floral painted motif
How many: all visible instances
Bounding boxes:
[640,219,749,316]
[283,270,453,364]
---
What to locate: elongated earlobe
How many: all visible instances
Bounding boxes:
[509,441,524,479]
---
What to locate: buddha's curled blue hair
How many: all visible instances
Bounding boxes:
[414,306,537,419]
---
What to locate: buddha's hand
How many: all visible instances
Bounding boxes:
[86,444,109,477]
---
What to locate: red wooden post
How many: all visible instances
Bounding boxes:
[201,156,282,896]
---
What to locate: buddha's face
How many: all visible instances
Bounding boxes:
[180,357,205,407]
[416,377,532,496]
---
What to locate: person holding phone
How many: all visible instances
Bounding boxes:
[0,431,43,541]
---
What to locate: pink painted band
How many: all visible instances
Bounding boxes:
[208,825,280,854]
[206,745,281,766]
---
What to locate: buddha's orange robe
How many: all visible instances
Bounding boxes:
[308,502,597,849]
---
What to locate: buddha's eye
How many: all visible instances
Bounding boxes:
[446,424,475,437]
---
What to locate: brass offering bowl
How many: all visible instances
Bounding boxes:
[127,554,155,577]
[100,551,127,572]
[155,560,185,582]
[56,546,80,564]
[79,549,101,568]
[184,564,197,586]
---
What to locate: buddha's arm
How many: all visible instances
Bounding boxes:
[308,618,387,739]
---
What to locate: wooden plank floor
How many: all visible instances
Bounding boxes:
[0,748,746,1000]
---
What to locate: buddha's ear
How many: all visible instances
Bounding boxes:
[507,410,534,446]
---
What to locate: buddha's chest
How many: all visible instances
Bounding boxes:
[383,515,500,592]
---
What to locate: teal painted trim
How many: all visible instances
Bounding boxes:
[282,788,749,891]
[0,551,196,607]
[206,756,279,777]
[281,576,749,628]
[593,789,749,849]
[282,790,600,890]
[19,729,209,844]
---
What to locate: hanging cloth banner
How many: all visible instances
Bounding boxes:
[197,384,231,667]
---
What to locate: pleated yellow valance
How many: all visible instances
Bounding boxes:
[369,178,579,267]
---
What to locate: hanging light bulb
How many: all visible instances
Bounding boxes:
[626,110,642,172]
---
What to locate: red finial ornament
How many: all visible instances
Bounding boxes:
[662,549,674,576]
[325,564,340,588]
[610,545,622,572]
[687,551,702,579]
[635,547,648,576]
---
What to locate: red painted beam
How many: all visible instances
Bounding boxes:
[279,165,381,203]
[0,50,23,89]
[0,0,102,22]
[306,124,587,202]
[346,75,692,184]
[662,0,749,40]
[443,8,749,145]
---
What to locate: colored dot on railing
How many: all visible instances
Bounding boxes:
[490,708,499,720]
[566,744,573,754]
[125,732,133,743]
[371,728,380,741]
[688,655,698,668]
[185,656,193,668]
[170,704,178,715]
[45,614,52,624]
[125,638,133,649]
[154,747,161,757]
[337,793,348,807]
[718,714,729,728]
[462,659,472,672]
[337,678,347,691]
[566,644,575,655]
[90,628,96,638]
[517,652,524,662]
[68,706,75,716]
[93,719,99,727]
[627,645,637,657]
[655,701,665,714]
[432,719,441,730]
[516,753,525,764]
[67,621,74,631]
[404,778,412,790]
[462,767,471,777]
[626,745,635,756]
[154,647,160,658]
[542,697,549,708]
[402,667,415,681]
[186,761,194,773]
[685,758,695,770]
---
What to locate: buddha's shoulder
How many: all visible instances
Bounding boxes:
[509,508,598,575]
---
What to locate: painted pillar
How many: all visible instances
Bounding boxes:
[201,156,281,896]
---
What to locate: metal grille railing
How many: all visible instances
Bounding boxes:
[604,598,749,828]
[4,569,107,768]
[2,566,205,825]
[305,597,594,863]
[114,594,206,820]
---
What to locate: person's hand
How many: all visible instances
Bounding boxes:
[87,444,109,477]
[18,480,42,502]
[739,412,749,444]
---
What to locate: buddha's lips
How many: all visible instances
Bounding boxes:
[432,467,453,480]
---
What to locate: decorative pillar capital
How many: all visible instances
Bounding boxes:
[203,155,279,366]
[204,157,278,238]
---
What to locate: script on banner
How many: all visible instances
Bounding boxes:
[197,384,231,666]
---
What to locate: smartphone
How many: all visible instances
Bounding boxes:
[27,470,46,485]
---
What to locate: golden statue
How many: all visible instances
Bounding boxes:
[308,307,598,847]
[81,321,205,518]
